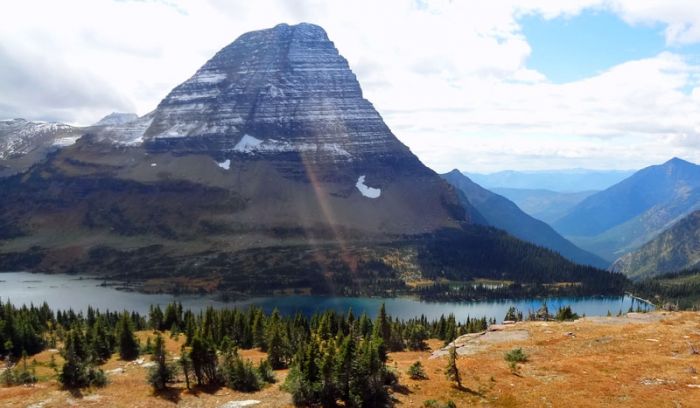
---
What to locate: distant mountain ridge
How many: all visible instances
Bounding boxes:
[492,188,596,224]
[612,211,700,279]
[553,158,700,262]
[0,113,149,178]
[465,169,634,192]
[0,118,83,177]
[442,170,608,268]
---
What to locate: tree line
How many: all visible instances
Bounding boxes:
[0,299,493,406]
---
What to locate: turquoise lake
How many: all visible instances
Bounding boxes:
[0,272,652,322]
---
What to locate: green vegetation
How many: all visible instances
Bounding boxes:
[147,333,176,391]
[424,400,457,408]
[116,311,140,361]
[0,299,497,406]
[633,267,700,309]
[59,327,107,388]
[504,348,528,363]
[504,347,528,373]
[1,353,37,386]
[408,361,427,380]
[444,345,461,388]
[504,306,523,321]
[555,306,579,321]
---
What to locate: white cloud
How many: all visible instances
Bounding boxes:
[2,0,700,171]
[609,0,700,45]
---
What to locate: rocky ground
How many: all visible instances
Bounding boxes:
[2,311,700,407]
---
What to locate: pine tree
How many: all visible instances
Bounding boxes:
[117,312,140,361]
[149,305,164,331]
[59,328,105,388]
[319,339,336,407]
[252,310,266,350]
[266,321,288,369]
[443,314,457,346]
[148,333,175,391]
[335,335,355,402]
[190,334,218,385]
[179,344,193,390]
[90,317,113,363]
[373,303,391,346]
[444,345,461,388]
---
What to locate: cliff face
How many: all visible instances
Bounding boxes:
[146,24,407,162]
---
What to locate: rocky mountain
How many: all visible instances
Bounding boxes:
[442,170,608,268]
[0,23,620,294]
[553,158,700,261]
[465,169,634,192]
[492,188,596,224]
[93,112,139,126]
[612,211,700,279]
[0,112,151,178]
[0,118,84,177]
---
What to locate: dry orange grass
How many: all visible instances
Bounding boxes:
[2,312,700,407]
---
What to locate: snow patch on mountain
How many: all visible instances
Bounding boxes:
[356,175,381,198]
[52,136,81,147]
[234,134,263,152]
[192,72,227,84]
[218,159,231,170]
[232,134,352,158]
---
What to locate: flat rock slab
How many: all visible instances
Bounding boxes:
[583,312,668,325]
[219,400,261,408]
[431,328,530,358]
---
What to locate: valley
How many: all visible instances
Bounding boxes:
[2,8,700,407]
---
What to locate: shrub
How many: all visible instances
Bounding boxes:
[504,347,528,373]
[424,400,457,408]
[504,348,528,363]
[408,361,427,380]
[219,343,261,392]
[87,367,107,387]
[257,359,276,384]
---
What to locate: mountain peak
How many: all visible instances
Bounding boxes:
[94,112,139,127]
[663,157,694,167]
[142,22,404,165]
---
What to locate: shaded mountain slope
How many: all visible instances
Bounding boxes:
[554,158,700,261]
[613,211,700,279]
[441,170,608,268]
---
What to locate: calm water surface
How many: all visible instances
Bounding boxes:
[0,272,652,321]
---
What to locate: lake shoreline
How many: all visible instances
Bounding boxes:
[0,271,653,322]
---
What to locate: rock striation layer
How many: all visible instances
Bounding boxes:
[143,23,413,172]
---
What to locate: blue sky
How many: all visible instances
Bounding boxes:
[521,10,668,83]
[3,1,700,172]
